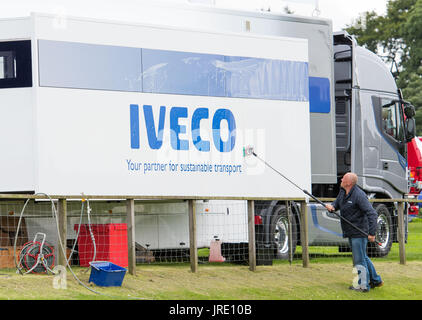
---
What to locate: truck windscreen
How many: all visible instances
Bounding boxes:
[0,40,32,89]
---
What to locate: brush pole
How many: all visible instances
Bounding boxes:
[303,190,382,247]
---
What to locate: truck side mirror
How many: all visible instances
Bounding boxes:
[404,103,416,118]
[405,117,416,143]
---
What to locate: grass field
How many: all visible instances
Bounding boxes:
[295,217,422,263]
[0,219,421,300]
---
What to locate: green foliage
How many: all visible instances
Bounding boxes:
[346,11,387,54]
[402,0,422,71]
[346,0,422,130]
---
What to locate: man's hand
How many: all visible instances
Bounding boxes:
[325,204,335,212]
[368,235,376,243]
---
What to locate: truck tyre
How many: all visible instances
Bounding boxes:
[367,203,393,257]
[270,205,297,260]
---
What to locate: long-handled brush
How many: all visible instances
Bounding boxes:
[243,146,382,246]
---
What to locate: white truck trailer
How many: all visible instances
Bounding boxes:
[0,3,415,262]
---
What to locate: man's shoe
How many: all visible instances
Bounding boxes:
[348,286,369,293]
[370,280,384,289]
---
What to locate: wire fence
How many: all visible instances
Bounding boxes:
[0,195,419,273]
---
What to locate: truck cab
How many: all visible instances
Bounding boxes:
[257,30,416,262]
[333,31,415,199]
[305,31,416,257]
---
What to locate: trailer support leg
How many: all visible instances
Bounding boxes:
[397,201,406,265]
[299,201,309,268]
[188,200,198,273]
[248,200,256,271]
[286,201,293,265]
[57,199,67,267]
[126,198,136,275]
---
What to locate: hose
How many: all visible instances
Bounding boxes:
[85,199,97,263]
[13,193,101,294]
[66,199,84,265]
[66,197,96,267]
[12,193,148,299]
[14,197,33,275]
[49,195,102,294]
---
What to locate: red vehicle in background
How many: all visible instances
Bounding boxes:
[407,137,422,218]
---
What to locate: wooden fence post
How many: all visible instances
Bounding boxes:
[57,199,67,267]
[286,201,293,264]
[188,199,198,273]
[299,200,309,268]
[397,201,406,265]
[126,198,136,275]
[248,200,256,272]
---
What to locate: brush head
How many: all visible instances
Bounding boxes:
[243,145,255,157]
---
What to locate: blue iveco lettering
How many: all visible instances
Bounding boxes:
[143,105,166,150]
[130,105,236,152]
[191,108,210,152]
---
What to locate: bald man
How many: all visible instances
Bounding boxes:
[325,172,383,292]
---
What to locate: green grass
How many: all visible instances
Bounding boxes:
[0,260,421,300]
[0,219,420,300]
[293,217,422,263]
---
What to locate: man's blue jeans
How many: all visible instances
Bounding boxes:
[349,237,382,290]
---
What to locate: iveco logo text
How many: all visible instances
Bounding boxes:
[130,105,236,152]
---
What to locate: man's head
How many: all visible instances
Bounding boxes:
[340,172,358,191]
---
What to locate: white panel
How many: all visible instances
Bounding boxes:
[32,13,308,62]
[0,88,35,191]
[35,87,311,197]
[32,16,310,197]
[0,17,32,40]
[158,214,189,249]
[135,215,159,249]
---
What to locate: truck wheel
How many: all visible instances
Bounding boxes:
[270,205,297,260]
[367,203,393,257]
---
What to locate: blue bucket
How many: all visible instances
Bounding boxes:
[88,261,127,287]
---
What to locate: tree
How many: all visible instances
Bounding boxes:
[402,69,422,107]
[346,0,422,135]
[346,0,416,74]
[346,11,385,54]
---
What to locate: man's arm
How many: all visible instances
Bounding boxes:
[325,190,342,212]
[357,193,378,237]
